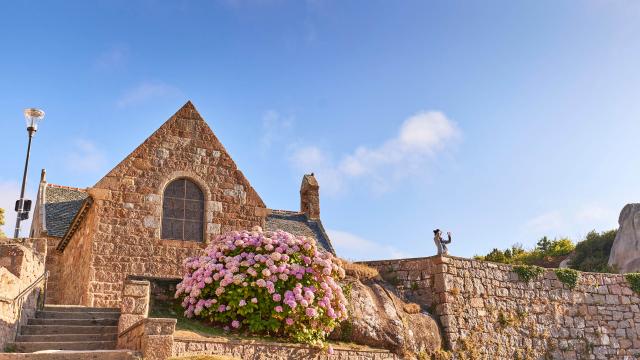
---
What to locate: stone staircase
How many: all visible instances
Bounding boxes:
[4,305,138,359]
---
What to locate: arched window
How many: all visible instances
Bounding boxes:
[161,179,204,242]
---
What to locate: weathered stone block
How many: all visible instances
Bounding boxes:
[143,216,159,229]
[124,283,150,298]
[207,223,221,235]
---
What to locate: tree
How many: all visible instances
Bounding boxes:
[0,208,5,237]
[536,236,552,253]
[569,230,617,273]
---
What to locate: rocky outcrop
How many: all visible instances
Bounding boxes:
[331,276,442,359]
[608,203,640,273]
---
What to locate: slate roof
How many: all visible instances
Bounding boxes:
[41,184,336,254]
[265,210,335,255]
[44,185,89,238]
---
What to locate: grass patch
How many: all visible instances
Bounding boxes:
[513,265,544,282]
[151,301,227,337]
[403,303,421,314]
[151,297,281,342]
[340,260,380,280]
[554,268,580,289]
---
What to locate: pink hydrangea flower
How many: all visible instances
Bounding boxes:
[305,308,317,317]
[176,229,349,344]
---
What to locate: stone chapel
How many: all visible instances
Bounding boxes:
[29,101,334,308]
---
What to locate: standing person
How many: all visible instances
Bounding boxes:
[433,229,453,255]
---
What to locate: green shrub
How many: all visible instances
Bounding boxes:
[497,311,513,328]
[0,208,5,238]
[569,230,617,273]
[554,268,580,289]
[624,273,640,294]
[513,265,544,282]
[475,237,574,266]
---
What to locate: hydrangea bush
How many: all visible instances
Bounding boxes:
[175,228,348,345]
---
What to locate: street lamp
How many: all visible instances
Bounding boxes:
[14,108,45,238]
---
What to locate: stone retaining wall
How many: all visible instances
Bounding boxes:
[117,279,175,360]
[365,255,640,359]
[172,338,399,360]
[0,238,46,351]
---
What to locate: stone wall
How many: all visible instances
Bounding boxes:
[172,338,399,360]
[0,238,46,350]
[56,204,97,306]
[117,278,176,360]
[118,279,150,335]
[365,256,640,359]
[43,238,61,304]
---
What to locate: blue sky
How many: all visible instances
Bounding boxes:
[1,1,639,259]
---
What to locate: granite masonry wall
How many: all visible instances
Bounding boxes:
[63,102,268,307]
[0,238,46,350]
[56,204,98,306]
[42,238,60,304]
[365,256,640,359]
[172,337,399,360]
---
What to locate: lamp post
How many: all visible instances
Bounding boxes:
[14,108,45,238]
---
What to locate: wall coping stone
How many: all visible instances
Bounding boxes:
[172,336,393,354]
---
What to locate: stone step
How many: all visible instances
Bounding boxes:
[27,318,118,326]
[0,350,139,360]
[36,311,120,320]
[7,341,117,352]
[15,333,117,343]
[20,325,118,335]
[43,305,120,313]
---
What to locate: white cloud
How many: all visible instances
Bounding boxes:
[289,111,460,194]
[327,229,408,261]
[289,145,345,194]
[522,204,618,242]
[289,145,328,170]
[575,205,617,224]
[524,210,565,234]
[261,110,293,149]
[0,180,32,238]
[116,81,181,108]
[66,139,107,173]
[94,45,128,70]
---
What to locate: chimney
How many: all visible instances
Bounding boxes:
[300,173,320,219]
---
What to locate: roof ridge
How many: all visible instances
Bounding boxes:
[269,209,301,215]
[46,184,87,192]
